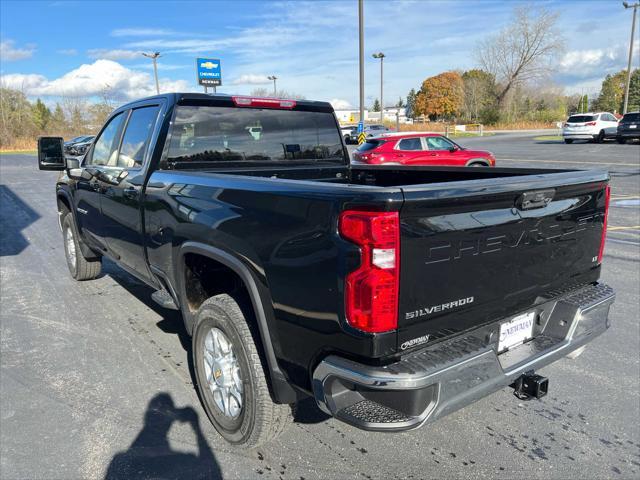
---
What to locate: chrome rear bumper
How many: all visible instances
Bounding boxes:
[312,283,615,431]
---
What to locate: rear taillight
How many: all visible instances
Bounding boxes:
[339,211,400,333]
[585,121,597,126]
[231,96,296,109]
[597,185,611,264]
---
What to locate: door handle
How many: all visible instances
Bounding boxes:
[123,186,139,199]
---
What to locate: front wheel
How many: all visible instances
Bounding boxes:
[595,130,605,143]
[62,213,101,280]
[192,294,293,448]
[564,139,573,144]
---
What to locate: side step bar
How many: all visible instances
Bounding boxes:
[151,290,178,310]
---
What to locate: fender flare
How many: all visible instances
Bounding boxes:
[56,188,100,260]
[177,241,297,403]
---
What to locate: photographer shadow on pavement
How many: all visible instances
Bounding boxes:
[105,393,221,480]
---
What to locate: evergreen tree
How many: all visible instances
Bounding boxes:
[405,88,417,119]
[372,99,380,112]
[32,99,52,132]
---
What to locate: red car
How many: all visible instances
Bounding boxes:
[351,132,496,167]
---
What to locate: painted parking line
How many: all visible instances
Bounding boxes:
[498,158,640,167]
[608,225,640,231]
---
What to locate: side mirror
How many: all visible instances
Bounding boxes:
[37,137,66,171]
[449,146,457,153]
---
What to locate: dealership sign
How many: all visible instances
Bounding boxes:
[197,58,222,86]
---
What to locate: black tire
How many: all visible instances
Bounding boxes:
[595,130,605,143]
[192,294,293,448]
[344,135,350,144]
[564,139,573,144]
[61,213,101,281]
[468,162,487,167]
[617,137,626,144]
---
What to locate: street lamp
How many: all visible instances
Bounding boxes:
[358,0,364,136]
[372,52,385,122]
[142,52,161,95]
[268,75,278,96]
[622,1,639,114]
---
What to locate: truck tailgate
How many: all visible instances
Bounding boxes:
[397,171,609,351]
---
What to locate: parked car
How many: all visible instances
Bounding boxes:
[37,93,614,448]
[364,124,390,137]
[616,111,640,143]
[340,125,357,144]
[69,136,95,156]
[352,133,495,166]
[63,135,93,155]
[562,112,618,143]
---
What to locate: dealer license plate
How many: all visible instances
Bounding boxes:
[498,311,535,352]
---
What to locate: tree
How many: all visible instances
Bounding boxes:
[395,97,405,108]
[50,103,68,134]
[371,98,380,112]
[405,88,417,119]
[628,69,640,112]
[594,70,627,113]
[461,69,496,122]
[32,98,52,131]
[414,71,464,119]
[476,6,564,110]
[249,88,305,99]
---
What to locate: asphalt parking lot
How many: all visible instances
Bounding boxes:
[1,133,639,480]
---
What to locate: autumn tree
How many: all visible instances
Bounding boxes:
[50,103,68,134]
[415,71,464,120]
[476,6,564,110]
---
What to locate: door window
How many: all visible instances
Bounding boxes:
[88,112,125,166]
[397,138,423,150]
[118,106,160,168]
[425,136,455,150]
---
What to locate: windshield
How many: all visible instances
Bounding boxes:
[622,113,640,122]
[567,115,596,123]
[167,105,345,167]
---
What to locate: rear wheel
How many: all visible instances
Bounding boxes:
[192,294,293,448]
[617,137,626,144]
[61,213,101,281]
[596,130,605,143]
[564,139,573,144]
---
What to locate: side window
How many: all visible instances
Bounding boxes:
[397,138,422,150]
[118,106,160,168]
[425,136,454,150]
[89,112,125,166]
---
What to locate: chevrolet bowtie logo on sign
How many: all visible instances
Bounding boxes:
[196,58,222,87]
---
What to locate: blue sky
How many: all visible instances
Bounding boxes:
[1,0,637,108]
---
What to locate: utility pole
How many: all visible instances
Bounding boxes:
[358,0,365,143]
[372,52,385,122]
[268,75,278,96]
[623,2,639,114]
[142,52,161,95]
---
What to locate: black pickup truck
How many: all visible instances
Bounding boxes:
[37,93,615,448]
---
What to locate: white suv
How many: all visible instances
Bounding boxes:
[562,112,619,144]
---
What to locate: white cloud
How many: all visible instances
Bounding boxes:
[559,41,639,77]
[111,28,176,37]
[231,74,271,85]
[0,59,191,100]
[87,48,142,60]
[130,62,189,71]
[330,98,352,110]
[0,40,35,61]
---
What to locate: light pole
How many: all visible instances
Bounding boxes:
[372,52,385,122]
[142,52,161,95]
[623,2,639,114]
[358,0,365,138]
[268,75,278,96]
